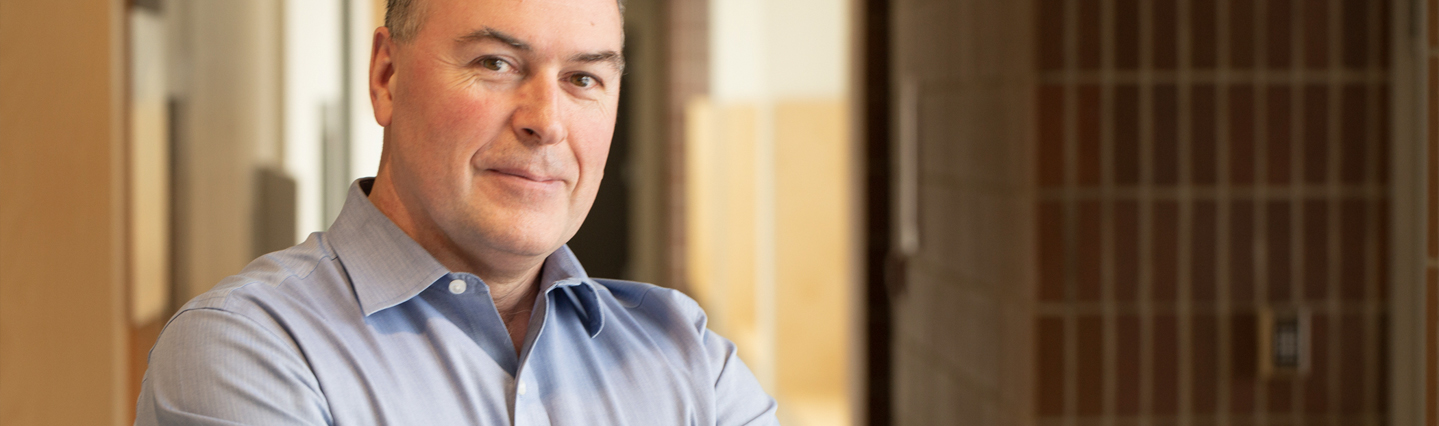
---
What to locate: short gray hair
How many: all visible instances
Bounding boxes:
[385,0,625,43]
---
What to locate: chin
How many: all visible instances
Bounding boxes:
[474,219,569,259]
[441,194,573,258]
[492,237,561,258]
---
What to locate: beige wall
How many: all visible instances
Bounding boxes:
[169,0,284,302]
[772,100,852,398]
[687,97,855,426]
[130,8,172,327]
[688,1,856,424]
[686,2,854,423]
[0,0,130,425]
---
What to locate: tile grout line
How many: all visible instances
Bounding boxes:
[1324,0,1345,423]
[1359,0,1385,420]
[1039,70,1389,85]
[1064,0,1082,423]
[1036,412,1389,426]
[1251,0,1271,422]
[1175,0,1196,424]
[1138,0,1156,423]
[1214,0,1234,421]
[1034,301,1390,316]
[1287,0,1307,419]
[1101,0,1119,424]
[1035,185,1390,200]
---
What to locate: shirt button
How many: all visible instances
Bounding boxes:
[517,381,528,396]
[448,279,467,294]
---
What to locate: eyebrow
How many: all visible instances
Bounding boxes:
[571,51,626,73]
[456,27,530,50]
[457,27,626,73]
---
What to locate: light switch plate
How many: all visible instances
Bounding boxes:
[1258,308,1311,378]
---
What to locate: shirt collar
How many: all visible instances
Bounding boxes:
[326,179,451,316]
[326,178,607,337]
[539,245,606,337]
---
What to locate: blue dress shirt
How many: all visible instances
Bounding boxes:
[135,179,779,425]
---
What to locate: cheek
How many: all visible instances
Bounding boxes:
[572,111,617,167]
[573,129,613,186]
[404,91,509,175]
[425,92,503,143]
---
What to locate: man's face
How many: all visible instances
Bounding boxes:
[373,0,623,260]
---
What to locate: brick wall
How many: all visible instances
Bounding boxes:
[1034,1,1391,425]
[887,0,1398,424]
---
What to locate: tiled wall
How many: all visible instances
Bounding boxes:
[1036,0,1391,425]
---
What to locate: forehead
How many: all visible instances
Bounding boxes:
[416,0,624,50]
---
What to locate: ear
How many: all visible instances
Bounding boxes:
[370,27,398,128]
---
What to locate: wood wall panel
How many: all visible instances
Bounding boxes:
[0,1,129,425]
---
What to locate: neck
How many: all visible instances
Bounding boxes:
[366,171,545,322]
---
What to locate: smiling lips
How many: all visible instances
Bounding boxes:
[488,167,565,188]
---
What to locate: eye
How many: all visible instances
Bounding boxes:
[477,57,511,72]
[568,73,598,88]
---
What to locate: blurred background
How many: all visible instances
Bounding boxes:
[3,0,1439,425]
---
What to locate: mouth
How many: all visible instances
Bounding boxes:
[491,168,558,181]
[487,168,564,187]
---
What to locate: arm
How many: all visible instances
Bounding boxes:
[702,329,780,426]
[135,308,331,426]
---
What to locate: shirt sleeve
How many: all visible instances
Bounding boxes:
[134,308,332,426]
[702,328,781,426]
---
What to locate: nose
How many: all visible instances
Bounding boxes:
[511,76,568,146]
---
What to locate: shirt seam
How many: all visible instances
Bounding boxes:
[203,246,336,308]
[293,234,338,282]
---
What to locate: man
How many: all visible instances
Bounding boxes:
[134,0,778,424]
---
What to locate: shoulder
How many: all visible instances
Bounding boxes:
[591,278,709,332]
[593,278,698,310]
[148,231,355,370]
[162,232,355,350]
[182,232,338,313]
